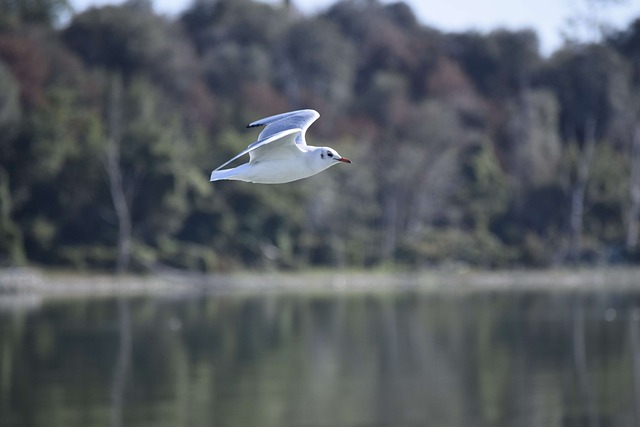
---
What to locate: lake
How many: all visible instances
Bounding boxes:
[2,275,640,427]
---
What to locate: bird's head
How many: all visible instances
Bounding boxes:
[318,147,351,166]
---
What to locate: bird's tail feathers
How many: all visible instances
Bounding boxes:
[210,168,239,182]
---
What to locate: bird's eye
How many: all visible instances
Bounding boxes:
[327,152,333,157]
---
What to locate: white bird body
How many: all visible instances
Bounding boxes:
[210,109,351,184]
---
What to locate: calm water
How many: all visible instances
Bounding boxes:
[2,283,640,427]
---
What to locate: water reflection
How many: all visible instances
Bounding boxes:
[2,286,640,427]
[111,298,131,427]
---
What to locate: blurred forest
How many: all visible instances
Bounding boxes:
[1,0,640,272]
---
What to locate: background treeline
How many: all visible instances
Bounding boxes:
[1,0,640,272]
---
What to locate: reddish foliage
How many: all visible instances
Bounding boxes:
[0,34,48,107]
[185,80,217,130]
[240,82,289,119]
[427,57,474,97]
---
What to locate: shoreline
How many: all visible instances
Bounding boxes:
[3,266,640,300]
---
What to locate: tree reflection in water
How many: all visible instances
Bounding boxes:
[2,288,640,427]
[111,298,131,427]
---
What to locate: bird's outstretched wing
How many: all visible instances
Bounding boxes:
[212,128,301,172]
[247,109,319,146]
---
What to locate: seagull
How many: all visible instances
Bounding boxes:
[209,109,351,184]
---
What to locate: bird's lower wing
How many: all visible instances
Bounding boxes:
[212,128,301,172]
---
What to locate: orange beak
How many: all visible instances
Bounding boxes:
[338,157,352,164]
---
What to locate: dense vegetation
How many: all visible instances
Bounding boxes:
[1,0,640,272]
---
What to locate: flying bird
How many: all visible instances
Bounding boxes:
[210,109,351,184]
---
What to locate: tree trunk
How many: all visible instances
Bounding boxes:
[568,115,597,262]
[627,124,640,250]
[105,75,132,274]
[381,192,398,260]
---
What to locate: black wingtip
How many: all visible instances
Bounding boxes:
[247,123,264,128]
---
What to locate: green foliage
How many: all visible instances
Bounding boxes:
[585,143,628,243]
[0,0,71,29]
[0,60,20,133]
[449,29,541,98]
[0,168,25,264]
[2,0,640,270]
[276,18,356,107]
[0,61,24,264]
[395,226,512,268]
[457,141,510,231]
[541,44,630,141]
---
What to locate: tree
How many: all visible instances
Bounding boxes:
[448,29,541,100]
[181,0,287,55]
[541,45,629,261]
[63,1,201,101]
[4,0,640,270]
[180,0,287,99]
[502,90,562,198]
[608,19,640,251]
[0,0,71,29]
[0,62,23,264]
[105,75,131,273]
[108,77,205,270]
[324,0,423,95]
[275,17,356,109]
[563,0,632,46]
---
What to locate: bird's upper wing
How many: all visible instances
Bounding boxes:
[212,128,302,172]
[247,109,319,147]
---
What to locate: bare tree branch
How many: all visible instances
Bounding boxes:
[105,75,132,274]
